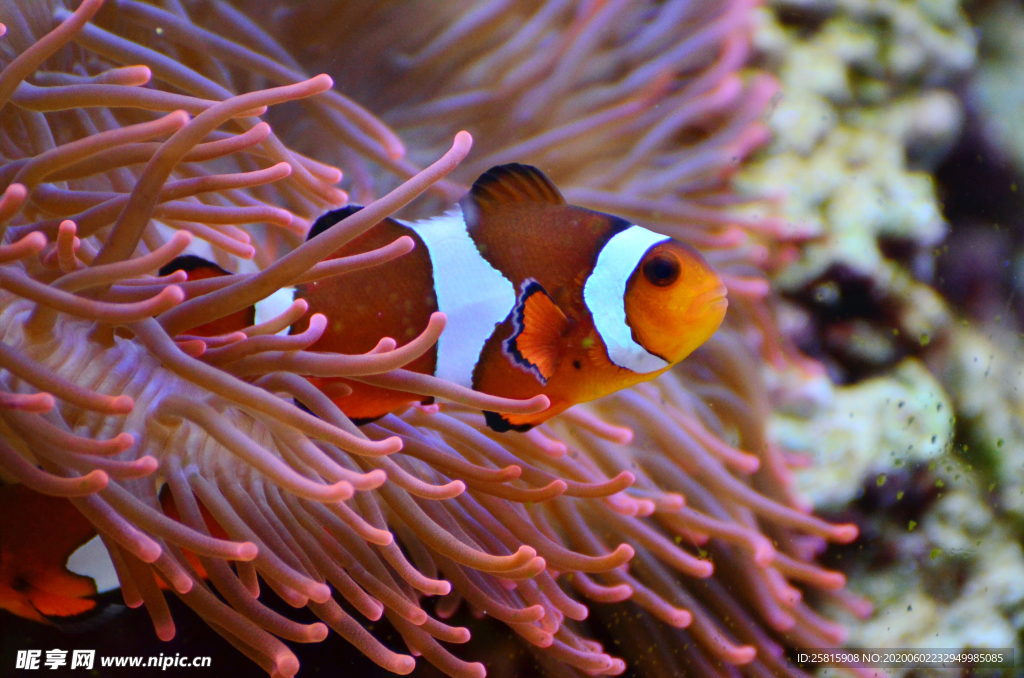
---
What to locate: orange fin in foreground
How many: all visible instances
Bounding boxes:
[503,279,569,386]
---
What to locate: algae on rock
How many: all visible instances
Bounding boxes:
[844,484,1024,664]
[755,0,1024,664]
[932,324,1024,518]
[771,358,952,510]
[972,0,1024,173]
[775,358,1024,664]
[740,0,975,345]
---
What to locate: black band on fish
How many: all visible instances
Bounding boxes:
[307,205,364,241]
[158,254,231,278]
[47,599,126,633]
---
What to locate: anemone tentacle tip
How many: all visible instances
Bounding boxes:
[834,523,860,543]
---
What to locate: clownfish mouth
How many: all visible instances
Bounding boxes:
[691,284,729,316]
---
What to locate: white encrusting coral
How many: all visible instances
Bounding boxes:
[739,0,973,342]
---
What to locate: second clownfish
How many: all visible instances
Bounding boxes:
[294,164,728,431]
[0,483,119,627]
[0,482,237,628]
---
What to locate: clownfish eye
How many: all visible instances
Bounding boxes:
[643,254,680,287]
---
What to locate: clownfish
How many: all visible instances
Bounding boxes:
[296,164,728,431]
[0,252,239,628]
[0,483,120,627]
[0,482,231,627]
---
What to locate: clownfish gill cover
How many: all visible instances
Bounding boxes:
[0,1,876,678]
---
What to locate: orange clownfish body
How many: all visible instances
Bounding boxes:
[296,164,728,431]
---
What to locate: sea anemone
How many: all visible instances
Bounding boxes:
[0,1,863,677]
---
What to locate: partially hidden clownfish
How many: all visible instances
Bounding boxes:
[0,482,232,626]
[0,258,252,629]
[0,483,120,627]
[295,163,728,431]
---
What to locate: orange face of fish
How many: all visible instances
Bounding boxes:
[624,240,728,366]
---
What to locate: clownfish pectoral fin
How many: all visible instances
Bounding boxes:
[467,164,566,211]
[503,279,569,386]
[307,204,364,241]
[29,590,97,619]
[0,484,123,629]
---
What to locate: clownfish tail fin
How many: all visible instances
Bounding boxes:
[503,278,569,386]
[307,204,365,241]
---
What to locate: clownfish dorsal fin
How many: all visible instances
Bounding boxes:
[307,204,364,241]
[503,279,569,386]
[467,164,566,211]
